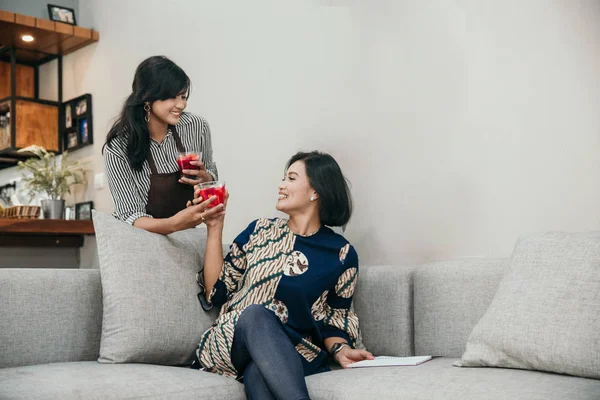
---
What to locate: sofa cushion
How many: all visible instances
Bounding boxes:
[306,357,600,400]
[456,232,600,379]
[93,211,218,366]
[0,362,245,400]
[413,258,507,357]
[353,265,415,356]
[0,269,102,368]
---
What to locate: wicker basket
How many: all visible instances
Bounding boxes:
[1,205,41,219]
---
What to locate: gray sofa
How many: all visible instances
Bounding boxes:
[1,259,599,399]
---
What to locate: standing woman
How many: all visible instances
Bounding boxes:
[103,56,219,234]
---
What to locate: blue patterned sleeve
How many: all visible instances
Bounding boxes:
[320,246,360,346]
[197,220,257,310]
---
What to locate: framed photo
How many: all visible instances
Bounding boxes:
[75,201,93,220]
[66,131,78,149]
[64,205,76,220]
[47,4,77,25]
[76,99,87,115]
[79,118,88,143]
[61,93,93,153]
[65,103,72,128]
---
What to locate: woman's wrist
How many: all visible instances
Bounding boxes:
[330,342,351,363]
[166,215,181,234]
[334,346,351,364]
[206,221,224,233]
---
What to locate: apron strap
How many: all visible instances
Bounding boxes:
[170,125,187,153]
[146,126,187,175]
[147,149,159,175]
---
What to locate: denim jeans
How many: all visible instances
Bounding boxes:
[231,305,313,400]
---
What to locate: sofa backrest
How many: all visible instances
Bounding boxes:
[0,258,508,368]
[354,265,416,357]
[0,269,103,369]
[413,258,508,357]
[353,259,508,358]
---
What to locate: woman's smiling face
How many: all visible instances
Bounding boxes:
[150,91,188,125]
[276,160,317,215]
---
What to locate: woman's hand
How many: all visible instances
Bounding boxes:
[170,195,223,231]
[179,160,213,186]
[186,188,229,228]
[335,348,374,369]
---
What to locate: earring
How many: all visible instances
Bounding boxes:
[144,103,151,122]
[310,196,316,202]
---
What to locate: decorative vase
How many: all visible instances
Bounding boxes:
[41,199,65,219]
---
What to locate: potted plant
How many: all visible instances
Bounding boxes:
[17,145,87,219]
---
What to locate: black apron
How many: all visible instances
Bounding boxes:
[145,126,195,219]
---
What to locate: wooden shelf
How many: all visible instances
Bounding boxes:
[0,219,94,247]
[0,218,94,234]
[0,10,99,65]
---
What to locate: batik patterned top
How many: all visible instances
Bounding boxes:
[196,217,360,378]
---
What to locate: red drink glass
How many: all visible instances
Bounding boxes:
[196,181,226,209]
[177,152,201,179]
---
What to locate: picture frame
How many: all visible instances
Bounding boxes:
[61,93,93,152]
[66,131,78,149]
[47,4,77,25]
[79,118,88,144]
[76,98,87,116]
[75,201,93,220]
[65,103,72,128]
[64,205,76,220]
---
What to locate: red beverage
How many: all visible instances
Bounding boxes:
[196,181,226,209]
[177,153,200,179]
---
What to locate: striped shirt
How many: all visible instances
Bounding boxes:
[104,113,218,224]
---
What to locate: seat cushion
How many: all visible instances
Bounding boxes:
[0,361,245,400]
[306,358,600,400]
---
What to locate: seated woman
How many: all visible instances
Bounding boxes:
[190,151,373,400]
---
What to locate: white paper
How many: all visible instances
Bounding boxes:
[347,355,432,368]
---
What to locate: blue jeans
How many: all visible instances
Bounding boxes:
[231,305,312,400]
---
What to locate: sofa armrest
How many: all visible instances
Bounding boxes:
[0,269,103,368]
[354,265,416,357]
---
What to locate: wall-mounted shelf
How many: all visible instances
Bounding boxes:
[0,10,99,170]
[0,218,95,248]
[0,10,99,65]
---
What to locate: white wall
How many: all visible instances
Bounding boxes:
[2,0,600,267]
[351,0,600,264]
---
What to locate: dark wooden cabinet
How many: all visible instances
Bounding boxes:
[0,62,34,98]
[0,48,61,162]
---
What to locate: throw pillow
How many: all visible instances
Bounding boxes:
[93,210,218,365]
[455,232,600,379]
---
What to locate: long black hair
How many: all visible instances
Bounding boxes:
[103,56,191,171]
[286,151,353,227]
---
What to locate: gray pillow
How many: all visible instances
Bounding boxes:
[455,232,600,379]
[93,211,218,365]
